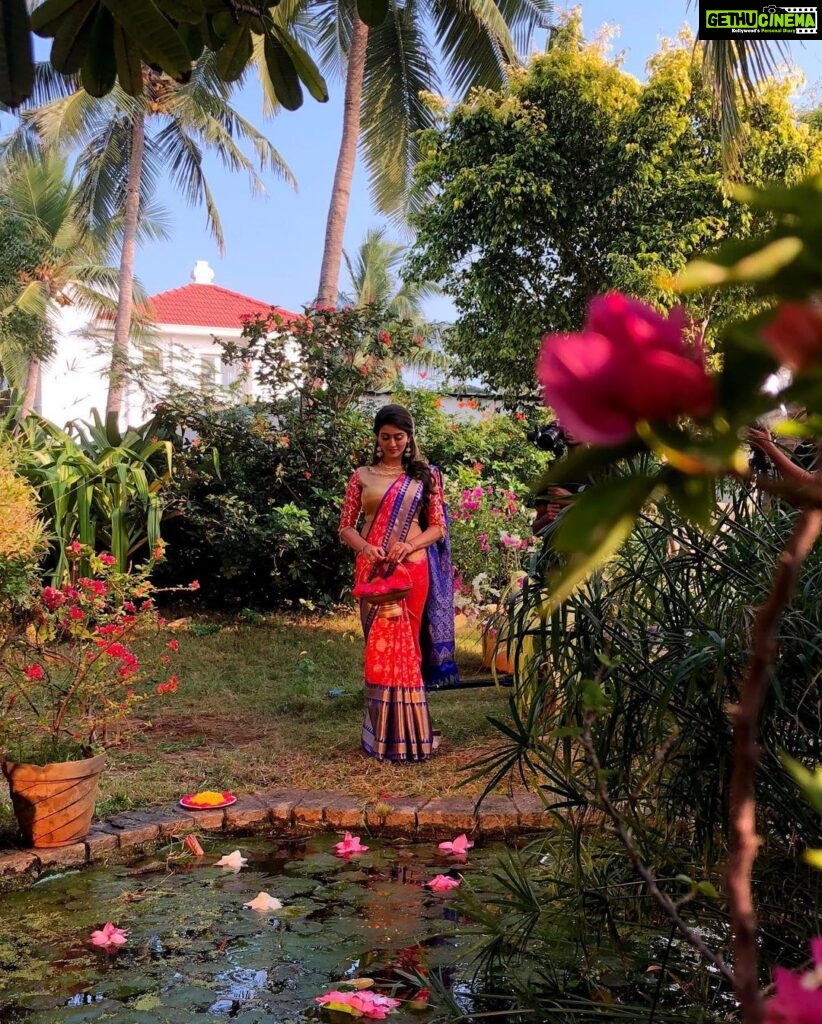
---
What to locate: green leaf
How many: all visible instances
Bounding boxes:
[158,0,204,25]
[666,473,716,529]
[0,0,34,107]
[695,881,720,899]
[356,0,389,28]
[263,31,301,112]
[102,0,192,79]
[80,5,117,97]
[50,0,97,74]
[113,22,142,93]
[546,474,659,609]
[31,0,87,37]
[215,17,252,83]
[782,753,822,816]
[677,236,803,291]
[804,849,822,871]
[272,25,328,103]
[579,679,608,714]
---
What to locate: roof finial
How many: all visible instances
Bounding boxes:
[191,260,215,285]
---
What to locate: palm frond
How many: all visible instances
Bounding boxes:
[311,0,356,81]
[361,0,438,216]
[698,39,789,177]
[153,122,226,253]
[428,0,517,96]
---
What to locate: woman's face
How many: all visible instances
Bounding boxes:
[377,425,409,461]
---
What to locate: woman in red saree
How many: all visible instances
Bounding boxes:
[339,405,455,761]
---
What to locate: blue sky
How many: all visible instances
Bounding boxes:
[8,3,822,319]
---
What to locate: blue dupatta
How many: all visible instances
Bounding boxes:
[421,468,460,691]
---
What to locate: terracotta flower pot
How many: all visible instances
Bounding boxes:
[2,753,105,848]
[482,628,515,675]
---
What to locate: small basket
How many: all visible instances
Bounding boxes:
[353,564,412,606]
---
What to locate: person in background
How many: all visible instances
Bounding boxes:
[747,426,818,498]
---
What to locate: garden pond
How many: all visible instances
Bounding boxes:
[0,833,496,1023]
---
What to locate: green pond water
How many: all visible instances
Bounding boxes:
[0,833,493,1024]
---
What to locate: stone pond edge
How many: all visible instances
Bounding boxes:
[0,789,552,891]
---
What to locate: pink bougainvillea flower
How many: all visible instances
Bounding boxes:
[23,664,45,681]
[90,922,128,953]
[426,874,461,892]
[761,302,822,373]
[765,937,822,1024]
[537,293,715,445]
[438,834,474,857]
[334,832,369,858]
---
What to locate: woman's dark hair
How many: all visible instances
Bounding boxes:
[372,404,435,501]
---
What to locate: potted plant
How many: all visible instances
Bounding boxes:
[0,541,191,848]
[448,477,536,672]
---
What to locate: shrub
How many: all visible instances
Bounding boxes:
[0,445,46,607]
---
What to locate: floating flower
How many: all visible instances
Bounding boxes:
[183,834,204,857]
[214,850,248,873]
[316,990,401,1020]
[90,922,128,953]
[438,834,474,857]
[244,892,284,913]
[537,292,714,445]
[334,832,369,858]
[765,937,822,1023]
[426,874,461,892]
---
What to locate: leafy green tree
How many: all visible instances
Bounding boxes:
[408,16,822,400]
[6,54,293,417]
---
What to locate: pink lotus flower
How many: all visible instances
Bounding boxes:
[334,832,369,857]
[426,873,461,892]
[90,922,128,953]
[762,302,822,372]
[316,990,401,1019]
[537,293,715,445]
[765,937,822,1023]
[438,834,474,857]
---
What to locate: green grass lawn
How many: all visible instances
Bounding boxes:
[6,612,519,827]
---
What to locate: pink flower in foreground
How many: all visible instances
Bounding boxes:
[99,553,117,566]
[537,293,715,445]
[762,302,822,373]
[426,874,461,892]
[438,834,474,857]
[765,938,822,1024]
[334,832,369,857]
[316,990,401,1019]
[90,922,128,953]
[41,586,64,610]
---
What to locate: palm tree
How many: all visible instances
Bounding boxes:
[5,55,295,418]
[312,0,553,307]
[0,152,135,420]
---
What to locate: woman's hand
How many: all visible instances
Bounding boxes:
[386,541,414,565]
[746,426,775,453]
[362,542,386,562]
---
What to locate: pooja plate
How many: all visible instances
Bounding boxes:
[180,792,237,810]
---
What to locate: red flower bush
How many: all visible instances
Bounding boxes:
[761,302,822,372]
[537,293,715,445]
[0,544,184,764]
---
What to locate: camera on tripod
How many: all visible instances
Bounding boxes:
[526,422,567,458]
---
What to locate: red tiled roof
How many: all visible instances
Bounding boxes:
[147,283,297,329]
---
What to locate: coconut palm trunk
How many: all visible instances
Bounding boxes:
[316,16,369,308]
[106,111,145,419]
[19,356,40,419]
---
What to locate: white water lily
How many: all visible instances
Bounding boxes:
[243,892,283,912]
[214,850,248,873]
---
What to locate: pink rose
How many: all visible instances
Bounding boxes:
[537,293,715,445]
[761,302,822,372]
[765,938,822,1024]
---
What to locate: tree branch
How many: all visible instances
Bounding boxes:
[726,503,822,1023]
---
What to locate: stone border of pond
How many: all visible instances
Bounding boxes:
[0,788,551,891]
